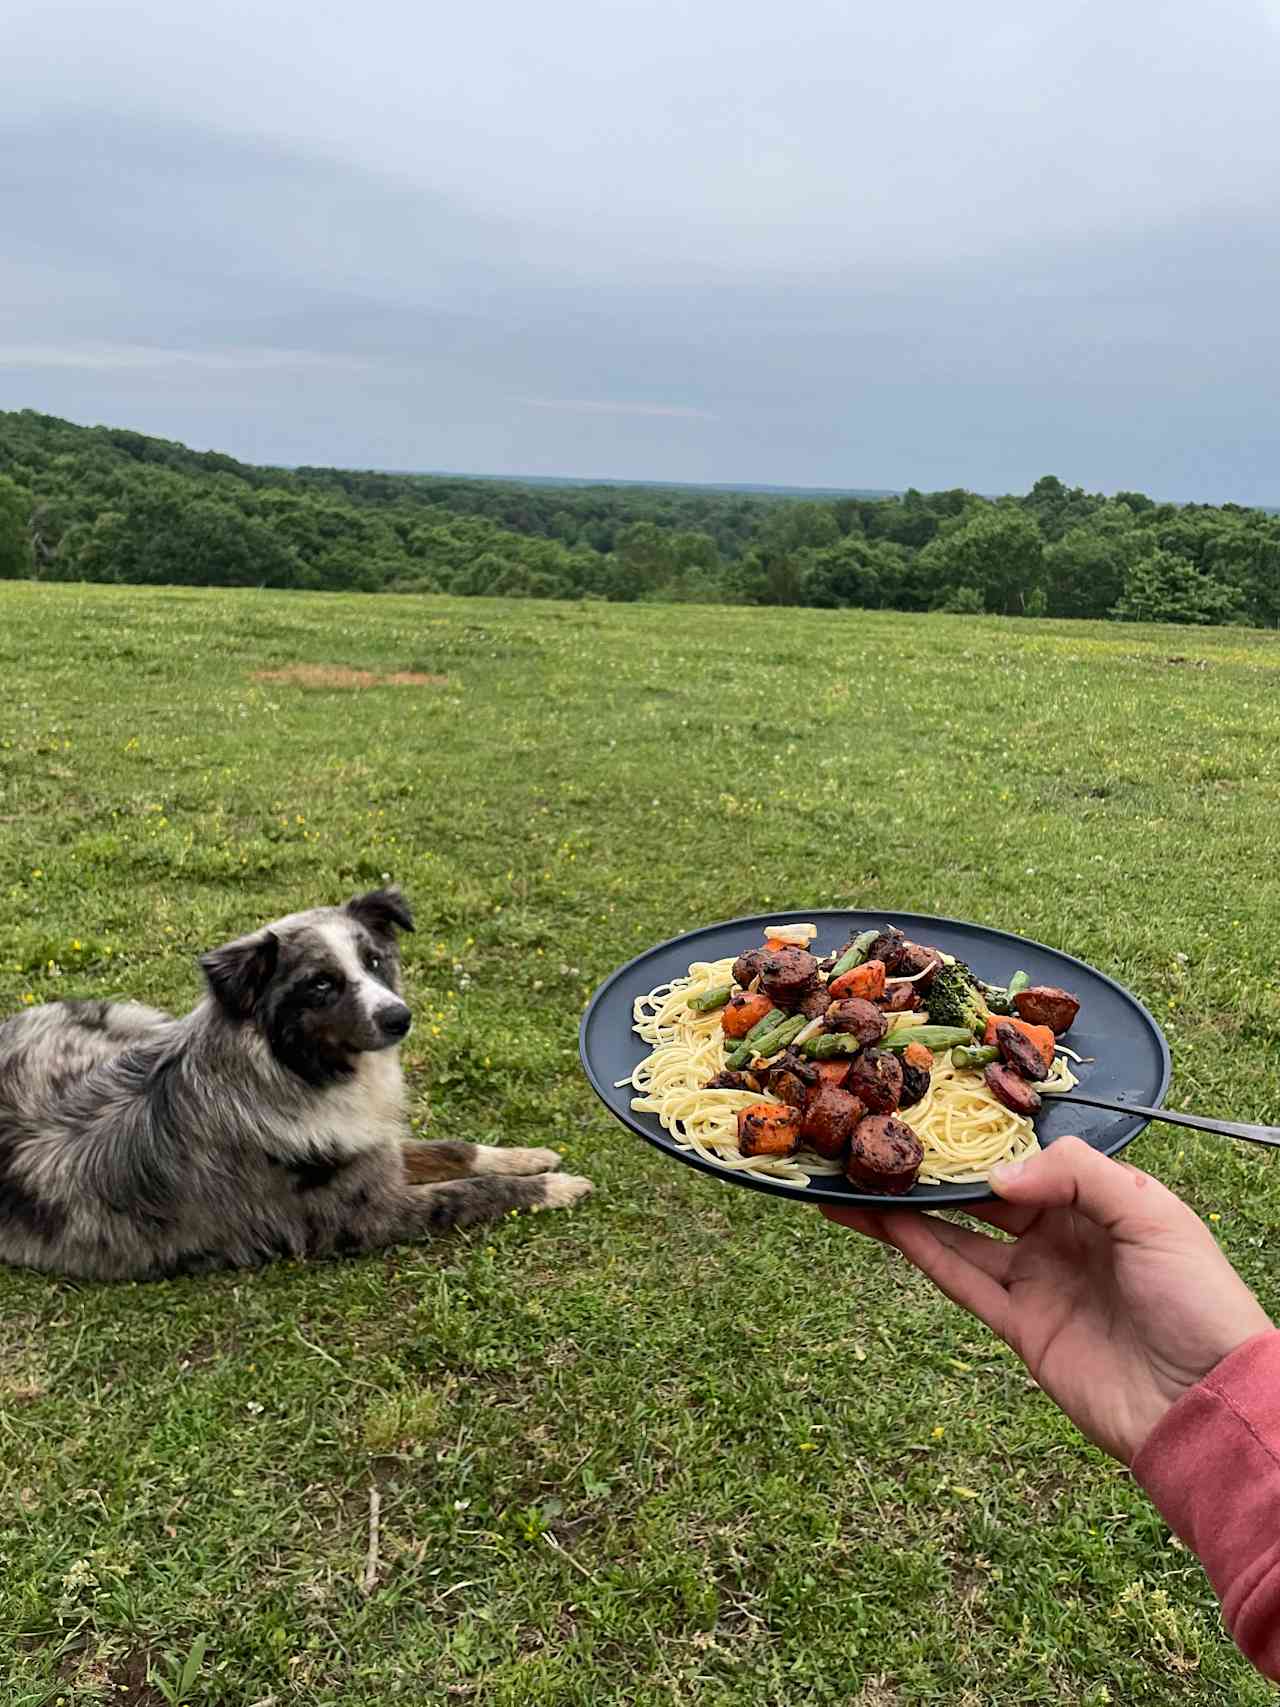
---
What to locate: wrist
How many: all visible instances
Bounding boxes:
[1131,1327,1280,1492]
[1132,1320,1278,1462]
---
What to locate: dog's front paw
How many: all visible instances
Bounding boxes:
[475,1144,563,1177]
[535,1173,594,1211]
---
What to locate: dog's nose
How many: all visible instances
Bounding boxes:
[377,1003,412,1040]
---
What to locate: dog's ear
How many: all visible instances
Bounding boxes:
[346,886,415,937]
[199,929,280,1019]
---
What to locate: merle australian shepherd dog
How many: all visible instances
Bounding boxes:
[0,888,591,1280]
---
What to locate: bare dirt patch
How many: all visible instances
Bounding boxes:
[251,665,447,689]
[853,1677,902,1705]
[0,1329,48,1404]
[107,1651,166,1706]
[54,1645,164,1706]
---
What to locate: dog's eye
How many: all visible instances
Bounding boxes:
[309,975,334,996]
[367,954,382,973]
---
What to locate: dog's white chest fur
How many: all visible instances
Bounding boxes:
[296,1048,407,1158]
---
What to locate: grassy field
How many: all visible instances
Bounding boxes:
[2,583,1279,1706]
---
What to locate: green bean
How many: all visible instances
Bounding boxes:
[724,1011,807,1069]
[951,1043,999,1070]
[723,1012,791,1070]
[717,997,787,1069]
[743,1004,784,1044]
[687,984,732,1013]
[881,1025,974,1052]
[802,1032,864,1059]
[748,1013,808,1060]
[803,1023,974,1060]
[828,929,879,980]
[724,1009,789,1068]
[1007,971,1031,1001]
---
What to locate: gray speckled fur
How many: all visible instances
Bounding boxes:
[0,889,589,1281]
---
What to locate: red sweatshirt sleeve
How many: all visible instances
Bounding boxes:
[1131,1329,1280,1680]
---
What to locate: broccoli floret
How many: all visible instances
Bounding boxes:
[925,961,992,1036]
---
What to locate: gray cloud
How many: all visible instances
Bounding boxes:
[2,2,1280,499]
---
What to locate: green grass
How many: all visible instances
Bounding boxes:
[2,583,1279,1706]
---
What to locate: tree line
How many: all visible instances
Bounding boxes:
[1,408,1278,626]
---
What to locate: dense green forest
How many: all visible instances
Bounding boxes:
[1,408,1278,625]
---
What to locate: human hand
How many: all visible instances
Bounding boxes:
[822,1136,1273,1464]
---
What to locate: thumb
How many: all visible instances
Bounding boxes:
[989,1135,1177,1236]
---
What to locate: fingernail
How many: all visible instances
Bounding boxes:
[990,1160,1025,1187]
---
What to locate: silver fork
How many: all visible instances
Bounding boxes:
[1040,1089,1280,1148]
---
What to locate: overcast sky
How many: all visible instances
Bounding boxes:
[4,1,1280,500]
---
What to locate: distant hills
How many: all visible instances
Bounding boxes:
[0,407,1276,625]
[386,469,903,500]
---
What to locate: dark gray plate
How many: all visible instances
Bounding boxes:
[579,910,1171,1209]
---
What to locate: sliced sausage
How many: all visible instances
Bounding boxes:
[766,1048,818,1085]
[846,1114,923,1195]
[798,984,833,1021]
[847,1048,904,1113]
[799,1085,865,1160]
[1013,985,1081,1035]
[732,948,765,989]
[863,927,907,973]
[981,1016,1054,1071]
[704,1069,762,1092]
[758,946,821,1011]
[995,1020,1050,1082]
[893,942,944,986]
[984,1062,1042,1116]
[736,1102,802,1158]
[759,1050,818,1109]
[825,997,888,1045]
[898,1059,931,1109]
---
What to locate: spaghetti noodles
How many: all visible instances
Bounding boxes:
[624,956,841,1187]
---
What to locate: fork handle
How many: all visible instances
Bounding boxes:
[1040,1089,1280,1148]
